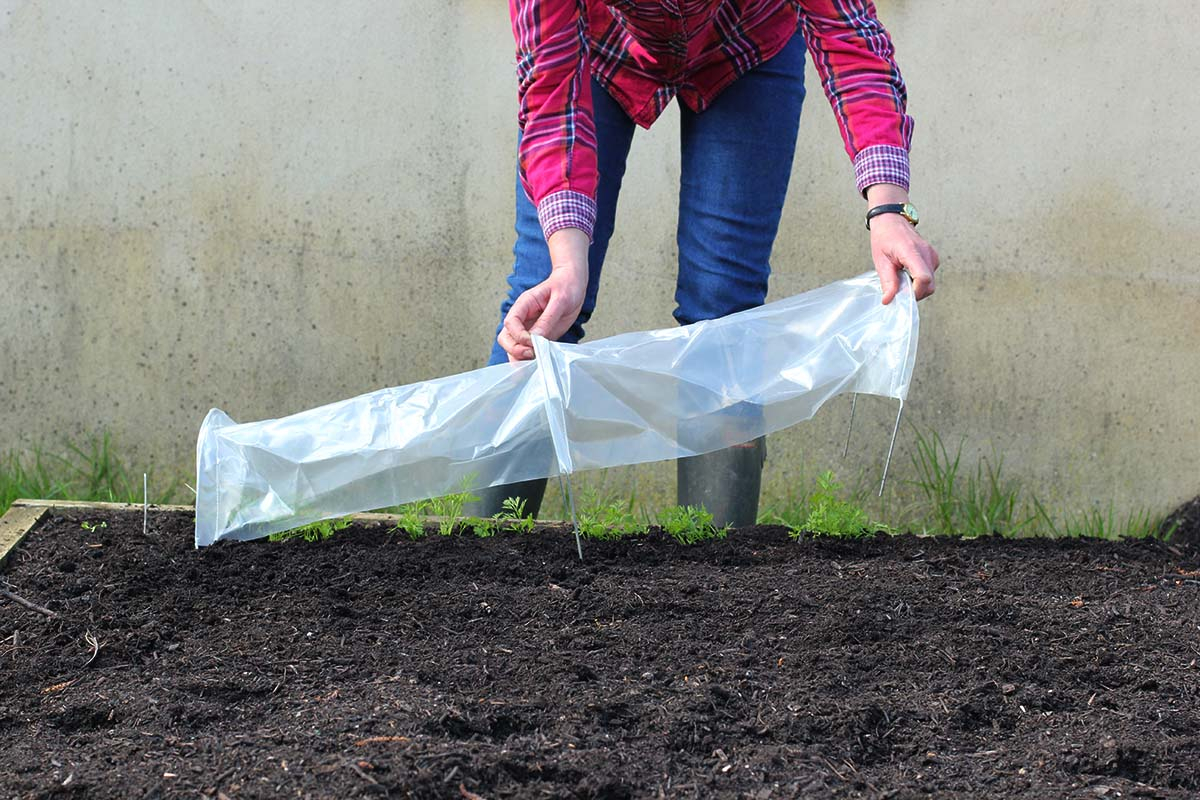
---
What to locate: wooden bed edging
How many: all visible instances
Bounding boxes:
[0,500,560,560]
[0,505,49,569]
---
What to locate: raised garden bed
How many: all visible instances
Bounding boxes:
[1,505,1198,798]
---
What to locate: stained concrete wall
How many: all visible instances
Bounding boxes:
[1,1,1197,516]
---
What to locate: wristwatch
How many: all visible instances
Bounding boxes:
[865,202,919,230]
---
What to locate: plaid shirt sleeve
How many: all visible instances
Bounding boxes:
[800,0,915,195]
[510,0,599,241]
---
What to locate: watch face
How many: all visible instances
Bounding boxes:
[902,203,920,225]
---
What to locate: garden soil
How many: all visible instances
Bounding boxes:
[1164,494,1200,551]
[2,509,1199,799]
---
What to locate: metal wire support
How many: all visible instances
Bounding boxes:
[559,473,584,560]
[842,393,858,458]
[143,473,148,535]
[878,400,904,497]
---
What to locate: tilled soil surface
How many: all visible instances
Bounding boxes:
[1165,494,1200,551]
[1,509,1199,800]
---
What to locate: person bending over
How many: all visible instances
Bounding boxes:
[469,0,939,525]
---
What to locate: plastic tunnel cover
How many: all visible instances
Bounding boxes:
[194,271,918,546]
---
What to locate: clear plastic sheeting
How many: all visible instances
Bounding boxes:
[195,271,918,546]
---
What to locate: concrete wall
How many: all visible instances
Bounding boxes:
[1,1,1196,516]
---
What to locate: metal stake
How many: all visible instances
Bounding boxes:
[842,393,858,458]
[143,473,148,535]
[878,400,904,497]
[556,474,568,518]
[560,473,583,560]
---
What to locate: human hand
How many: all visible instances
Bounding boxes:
[866,185,939,304]
[497,227,589,362]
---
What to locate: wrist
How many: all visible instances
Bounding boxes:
[865,183,909,206]
[547,227,589,274]
[865,200,919,230]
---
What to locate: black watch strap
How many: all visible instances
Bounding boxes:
[866,203,912,230]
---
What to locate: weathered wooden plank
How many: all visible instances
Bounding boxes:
[10,498,195,513]
[4,500,558,544]
[0,506,49,569]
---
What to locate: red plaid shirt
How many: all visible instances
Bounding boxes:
[511,0,914,240]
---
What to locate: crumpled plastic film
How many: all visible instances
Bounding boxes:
[195,271,917,546]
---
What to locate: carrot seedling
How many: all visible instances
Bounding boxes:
[269,515,353,544]
[658,505,726,545]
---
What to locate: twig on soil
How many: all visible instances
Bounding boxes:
[821,756,848,782]
[348,761,388,795]
[349,763,379,784]
[82,632,102,667]
[416,751,472,763]
[0,585,56,617]
[355,736,410,746]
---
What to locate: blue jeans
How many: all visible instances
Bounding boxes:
[488,32,807,366]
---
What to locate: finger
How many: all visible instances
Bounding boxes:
[497,326,516,356]
[503,287,548,348]
[502,315,531,350]
[903,248,936,300]
[503,301,533,347]
[875,257,901,305]
[497,326,534,362]
[505,344,533,363]
[928,243,941,271]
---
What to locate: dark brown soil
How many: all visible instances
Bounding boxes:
[2,509,1199,799]
[1165,494,1200,551]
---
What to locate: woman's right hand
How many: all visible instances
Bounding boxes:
[497,227,590,362]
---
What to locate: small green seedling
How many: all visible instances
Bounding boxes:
[658,505,726,545]
[467,515,498,538]
[796,471,874,538]
[269,515,353,544]
[428,479,479,537]
[496,496,536,533]
[80,520,107,533]
[578,494,648,541]
[392,501,428,540]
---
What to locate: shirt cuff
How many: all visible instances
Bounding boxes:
[536,190,597,242]
[854,145,911,195]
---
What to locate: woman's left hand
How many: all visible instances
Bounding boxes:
[865,185,939,304]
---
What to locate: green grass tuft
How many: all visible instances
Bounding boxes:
[906,428,1171,540]
[0,434,180,515]
[1045,502,1175,541]
[907,429,1036,538]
